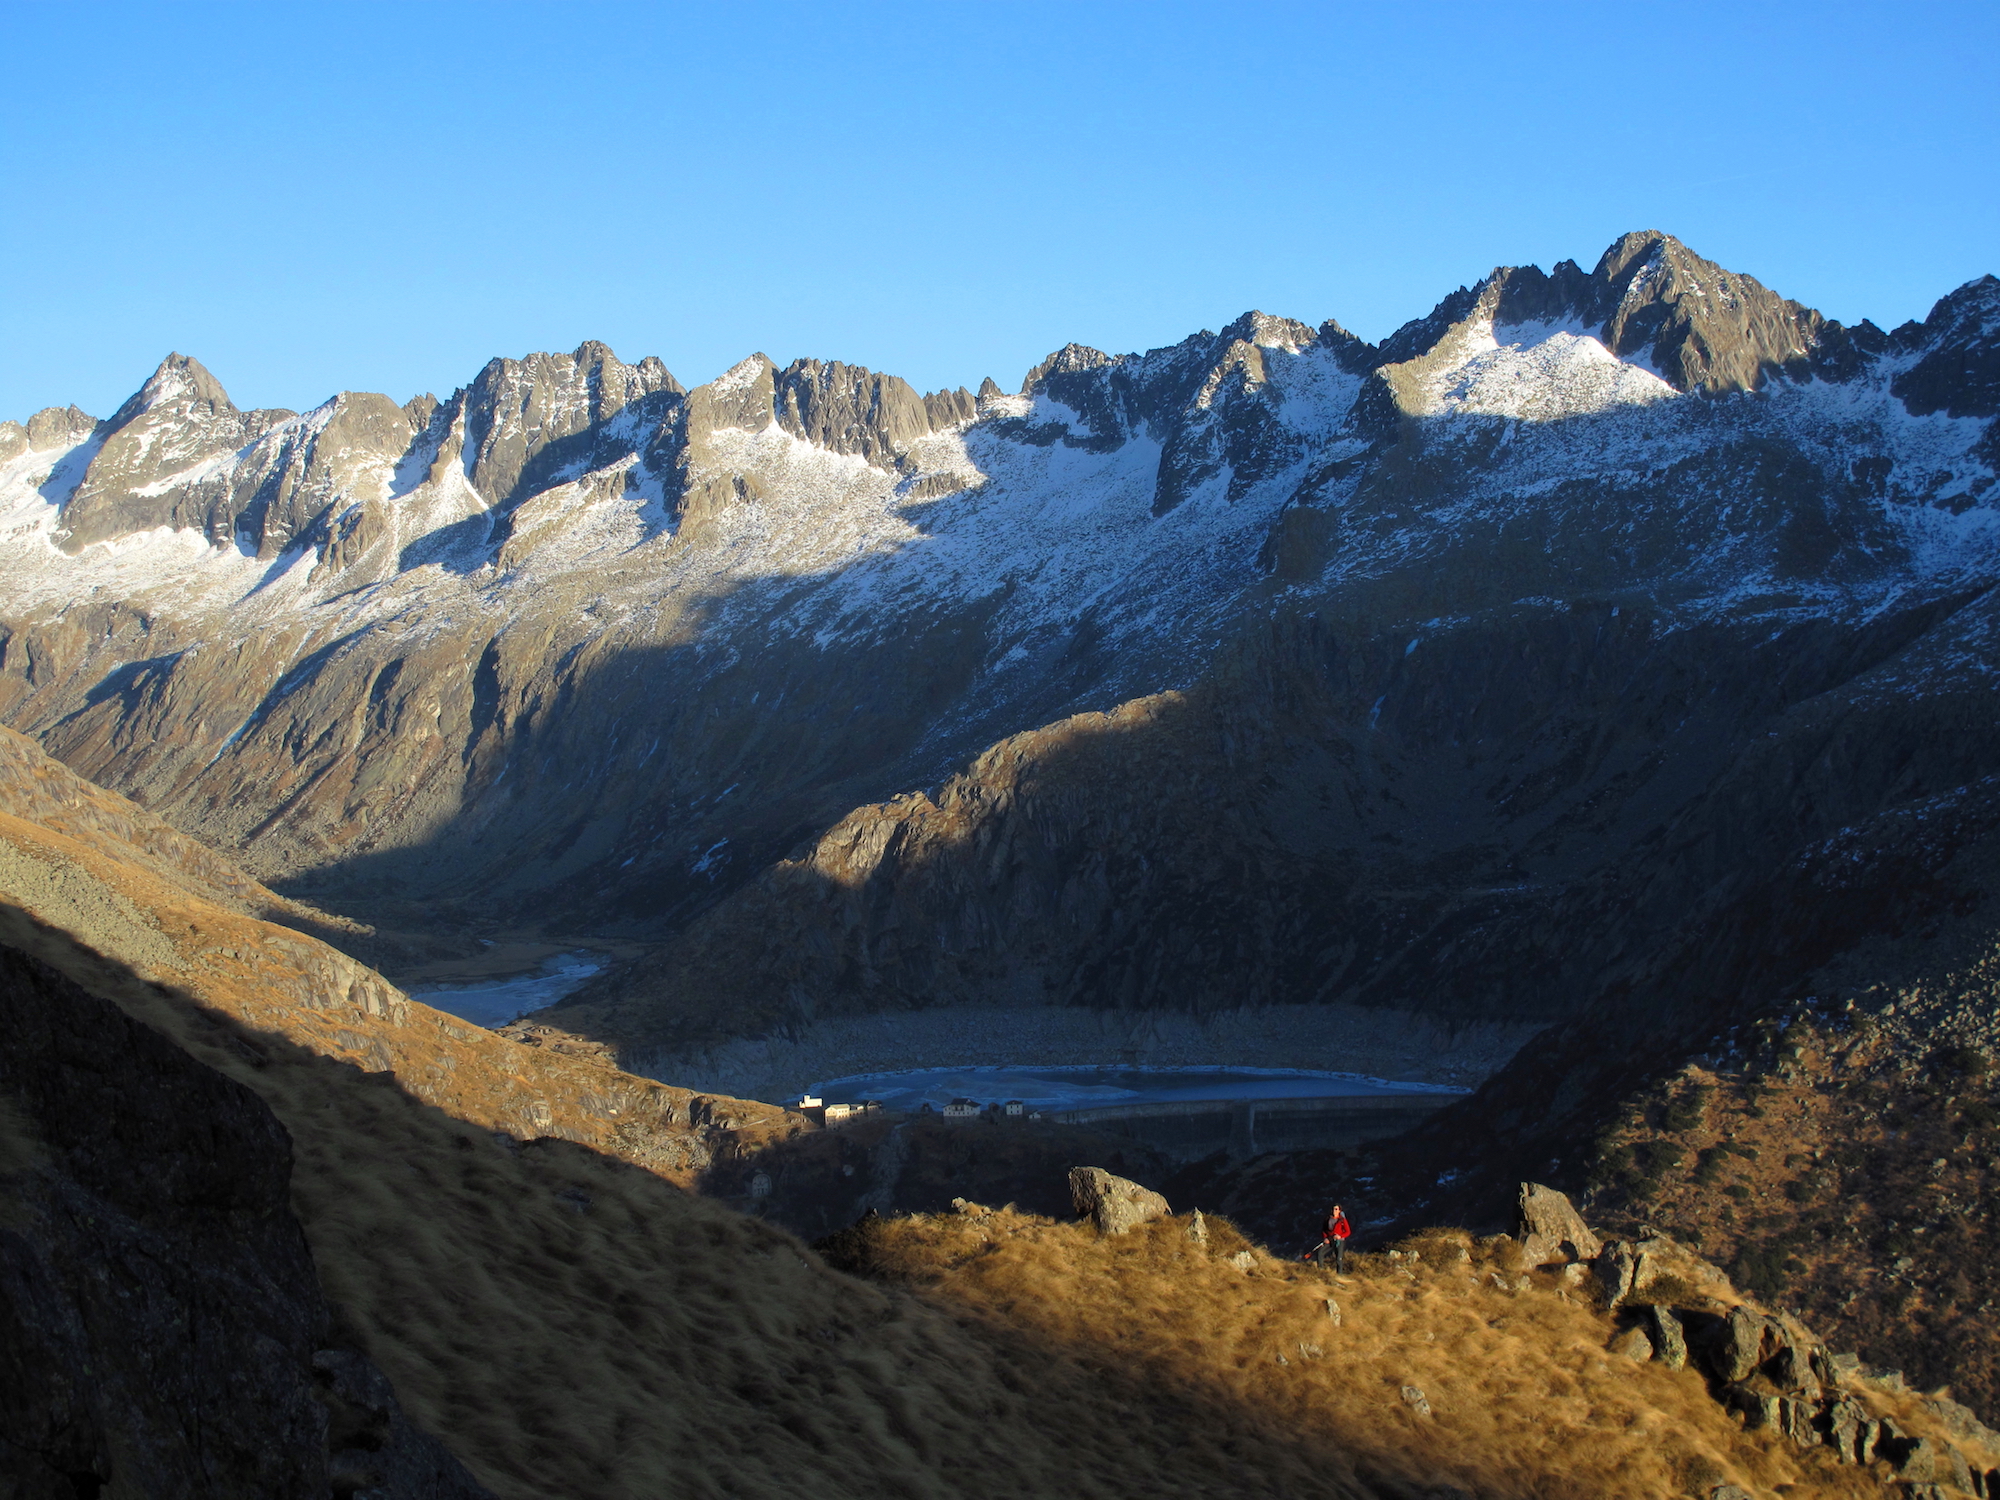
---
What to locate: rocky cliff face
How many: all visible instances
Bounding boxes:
[0,231,1994,1073]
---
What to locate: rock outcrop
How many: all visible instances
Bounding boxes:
[1516,1182,1600,1266]
[1554,1190,2000,1486]
[1069,1165,1171,1235]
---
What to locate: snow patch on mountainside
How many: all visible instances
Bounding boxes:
[662,412,1294,688]
[1771,372,1993,509]
[0,440,264,610]
[1416,319,1680,422]
[1264,345,1366,436]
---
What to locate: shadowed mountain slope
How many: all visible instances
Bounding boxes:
[0,942,491,1499]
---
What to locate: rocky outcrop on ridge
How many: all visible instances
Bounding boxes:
[1524,1188,2000,1496]
[1069,1164,1172,1235]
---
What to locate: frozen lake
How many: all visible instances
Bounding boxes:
[410,952,605,1028]
[809,1064,1467,1113]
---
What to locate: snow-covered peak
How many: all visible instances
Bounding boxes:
[1218,311,1317,355]
[113,352,240,429]
[710,354,774,397]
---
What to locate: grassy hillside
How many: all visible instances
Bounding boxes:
[2,862,1383,1498]
[825,1206,1990,1500]
[5,722,1996,1497]
[1580,1023,2000,1418]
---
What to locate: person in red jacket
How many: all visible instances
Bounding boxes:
[1303,1202,1352,1273]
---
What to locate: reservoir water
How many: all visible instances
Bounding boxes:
[411,951,604,1028]
[809,1064,1466,1113]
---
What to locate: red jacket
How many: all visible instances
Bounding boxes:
[1326,1212,1351,1241]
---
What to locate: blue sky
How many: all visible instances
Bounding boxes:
[2,1,1994,421]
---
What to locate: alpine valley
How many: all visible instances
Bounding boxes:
[5,230,2000,1497]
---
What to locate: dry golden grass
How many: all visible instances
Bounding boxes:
[847,1209,1898,1500]
[0,732,1376,1497]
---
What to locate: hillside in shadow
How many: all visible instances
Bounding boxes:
[545,578,2000,1070]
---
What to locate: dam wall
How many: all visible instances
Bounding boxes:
[1048,1092,1453,1162]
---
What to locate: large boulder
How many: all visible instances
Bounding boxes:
[1595,1241,1638,1304]
[1714,1306,1782,1383]
[1644,1305,1688,1370]
[1068,1167,1170,1235]
[1517,1183,1600,1266]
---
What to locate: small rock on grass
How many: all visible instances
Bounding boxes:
[1610,1325,1654,1362]
[1401,1386,1433,1417]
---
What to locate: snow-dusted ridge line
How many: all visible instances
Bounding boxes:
[0,232,1992,683]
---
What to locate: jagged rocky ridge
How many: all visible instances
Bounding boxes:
[0,231,1996,1067]
[1518,1183,2000,1497]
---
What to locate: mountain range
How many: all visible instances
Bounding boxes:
[7,226,2000,1478]
[3,229,1995,1072]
